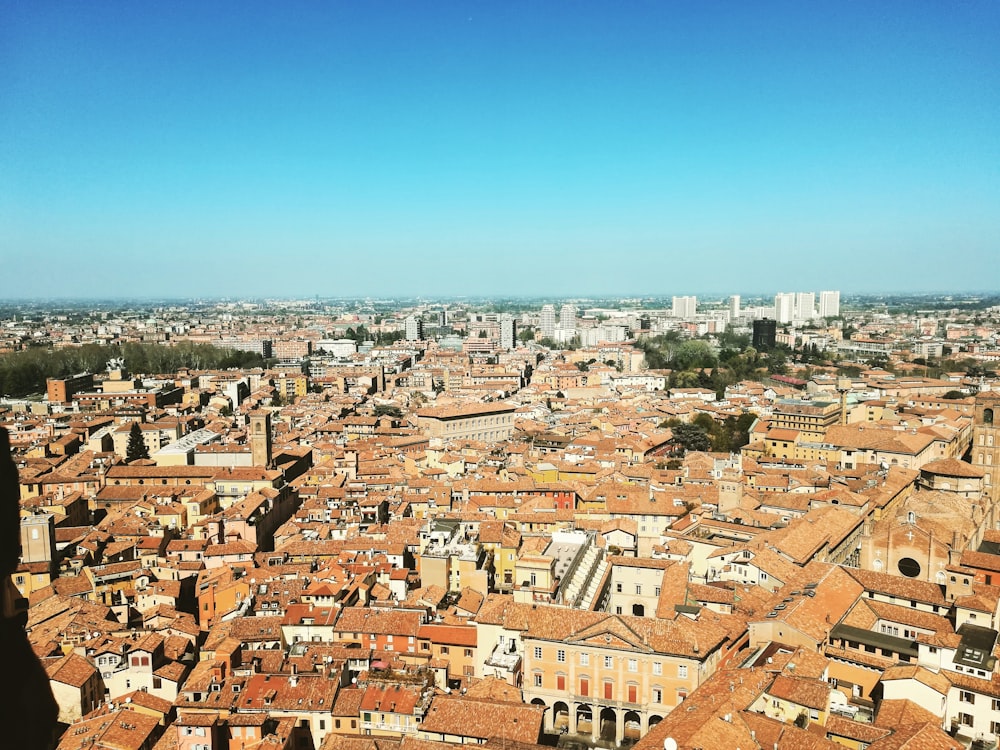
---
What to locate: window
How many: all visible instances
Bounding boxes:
[628,659,638,672]
[992,698,1000,711]
[635,584,642,595]
[534,647,542,659]
[627,684,638,703]
[653,688,662,703]
[580,653,590,666]
[557,649,566,663]
[534,673,543,687]
[440,646,449,655]
[464,648,473,658]
[653,662,662,676]
[616,583,623,593]
[992,721,1000,736]
[557,674,566,691]
[958,712,974,727]
[604,681,614,700]
[655,586,661,596]
[678,664,688,679]
[580,677,589,696]
[604,655,613,668]
[960,690,975,704]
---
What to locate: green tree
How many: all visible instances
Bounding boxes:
[671,340,717,371]
[667,423,712,454]
[766,349,789,375]
[126,422,149,462]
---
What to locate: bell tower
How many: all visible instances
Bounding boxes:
[249,411,272,468]
[972,391,1000,504]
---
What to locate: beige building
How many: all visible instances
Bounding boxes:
[416,402,516,443]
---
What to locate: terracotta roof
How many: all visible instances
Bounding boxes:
[45,653,97,687]
[920,457,985,478]
[419,695,543,743]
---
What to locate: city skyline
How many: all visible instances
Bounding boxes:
[3,2,999,299]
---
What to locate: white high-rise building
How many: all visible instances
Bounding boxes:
[729,295,741,319]
[774,293,795,324]
[672,296,697,318]
[559,304,577,328]
[499,314,516,350]
[819,291,841,318]
[794,292,815,321]
[404,315,424,341]
[540,304,556,339]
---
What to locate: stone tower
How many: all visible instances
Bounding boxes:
[249,411,272,468]
[972,391,1000,504]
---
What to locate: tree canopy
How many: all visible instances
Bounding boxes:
[126,422,150,462]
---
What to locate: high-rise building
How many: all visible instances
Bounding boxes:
[499,314,517,350]
[672,296,697,318]
[794,292,815,321]
[729,295,741,320]
[819,291,841,318]
[404,315,424,341]
[752,318,777,350]
[774,293,795,324]
[559,304,577,328]
[540,305,556,339]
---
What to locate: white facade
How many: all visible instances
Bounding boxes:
[540,304,556,339]
[794,292,815,321]
[499,314,516,350]
[729,295,741,319]
[405,315,424,341]
[774,293,795,324]
[819,290,841,318]
[671,296,697,318]
[316,339,358,357]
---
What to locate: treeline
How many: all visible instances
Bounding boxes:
[660,413,758,456]
[636,331,789,395]
[342,326,405,346]
[0,342,266,398]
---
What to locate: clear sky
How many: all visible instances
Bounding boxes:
[2,1,998,299]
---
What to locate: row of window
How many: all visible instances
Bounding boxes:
[530,673,684,705]
[958,693,1000,711]
[613,583,662,595]
[532,647,686,677]
[954,713,1000,735]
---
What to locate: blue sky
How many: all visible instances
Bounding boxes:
[2,1,998,299]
